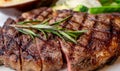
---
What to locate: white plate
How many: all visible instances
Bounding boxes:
[0,9,120,71]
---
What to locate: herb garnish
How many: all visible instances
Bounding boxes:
[10,16,87,44]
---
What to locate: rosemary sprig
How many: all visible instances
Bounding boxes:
[10,16,87,44]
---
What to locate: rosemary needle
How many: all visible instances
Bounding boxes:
[58,31,77,43]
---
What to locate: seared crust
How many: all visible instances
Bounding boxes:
[36,37,63,71]
[21,38,42,71]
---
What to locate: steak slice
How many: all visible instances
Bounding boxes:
[59,14,96,71]
[60,13,120,71]
[19,34,63,71]
[19,7,63,71]
[1,18,21,71]
[20,36,42,71]
[36,37,63,71]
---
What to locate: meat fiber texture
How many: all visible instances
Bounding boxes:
[0,7,120,71]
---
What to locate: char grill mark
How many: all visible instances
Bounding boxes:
[36,37,63,71]
[21,7,53,22]
[21,38,42,71]
[67,12,86,30]
[18,33,42,71]
[78,14,96,47]
[35,8,53,21]
[92,15,112,43]
[49,10,73,29]
[49,10,86,30]
[21,7,48,20]
[19,35,32,51]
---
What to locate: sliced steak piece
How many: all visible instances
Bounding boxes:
[59,14,96,71]
[59,13,120,71]
[36,37,63,71]
[1,18,21,71]
[20,37,42,71]
[3,40,21,71]
[19,33,63,71]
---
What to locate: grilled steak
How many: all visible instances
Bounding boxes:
[0,7,120,71]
